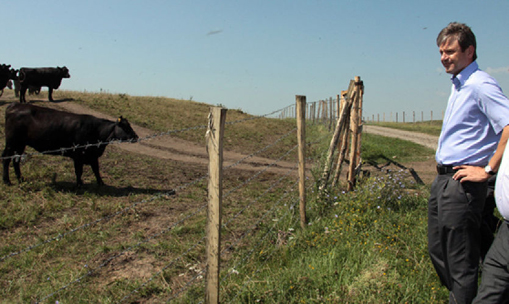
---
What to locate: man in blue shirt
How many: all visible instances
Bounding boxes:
[429,22,509,304]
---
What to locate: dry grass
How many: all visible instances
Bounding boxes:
[0,89,302,303]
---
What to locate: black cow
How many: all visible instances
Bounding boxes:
[19,66,70,103]
[2,103,139,186]
[0,64,18,94]
[13,79,40,97]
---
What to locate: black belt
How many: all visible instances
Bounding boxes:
[437,164,458,175]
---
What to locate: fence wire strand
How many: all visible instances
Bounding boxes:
[0,104,290,162]
[36,199,209,303]
[117,148,299,302]
[0,101,334,303]
[225,198,300,303]
[3,114,296,270]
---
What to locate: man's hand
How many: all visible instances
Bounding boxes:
[452,165,490,183]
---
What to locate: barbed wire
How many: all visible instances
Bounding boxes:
[225,183,315,303]
[224,198,300,303]
[223,128,296,171]
[116,234,207,303]
[169,164,300,302]
[223,144,298,201]
[0,104,292,162]
[164,177,299,303]
[166,264,207,303]
[36,198,209,303]
[118,147,300,302]
[1,123,298,263]
[222,163,298,230]
[225,104,293,125]
[220,178,300,272]
[33,124,301,302]
[0,173,206,263]
[2,101,332,303]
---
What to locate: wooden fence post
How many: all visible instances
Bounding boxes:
[205,106,227,304]
[347,76,363,191]
[331,90,352,188]
[320,80,356,191]
[355,77,364,162]
[296,96,307,229]
[312,102,316,124]
[329,97,333,131]
[336,94,340,121]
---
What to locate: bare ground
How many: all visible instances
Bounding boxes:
[31,99,439,185]
[363,125,438,184]
[42,100,299,176]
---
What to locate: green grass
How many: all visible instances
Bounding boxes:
[362,133,435,164]
[212,170,447,304]
[0,90,448,303]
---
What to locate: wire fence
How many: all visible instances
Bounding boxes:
[0,100,335,303]
[363,110,445,123]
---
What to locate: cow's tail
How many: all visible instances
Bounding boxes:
[18,70,26,82]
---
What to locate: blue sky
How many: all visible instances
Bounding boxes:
[3,1,509,119]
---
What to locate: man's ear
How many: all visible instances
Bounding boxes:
[466,45,475,60]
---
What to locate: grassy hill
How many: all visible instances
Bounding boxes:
[0,90,446,303]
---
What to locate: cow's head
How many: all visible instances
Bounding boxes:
[8,69,18,80]
[113,116,138,142]
[0,64,11,71]
[58,66,71,78]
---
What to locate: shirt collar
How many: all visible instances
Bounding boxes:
[451,61,479,89]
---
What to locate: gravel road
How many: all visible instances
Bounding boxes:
[363,125,439,151]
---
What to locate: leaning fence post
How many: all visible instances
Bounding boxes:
[205,106,227,304]
[347,76,363,191]
[296,95,307,229]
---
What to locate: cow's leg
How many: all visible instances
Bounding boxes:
[2,149,12,185]
[19,86,27,103]
[90,158,104,186]
[73,159,84,186]
[2,145,25,184]
[48,88,54,102]
[13,156,23,182]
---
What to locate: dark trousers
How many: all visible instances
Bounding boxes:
[473,221,509,304]
[428,173,487,304]
[480,175,499,262]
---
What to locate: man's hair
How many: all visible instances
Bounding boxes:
[437,22,477,61]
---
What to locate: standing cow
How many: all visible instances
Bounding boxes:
[13,79,40,97]
[18,66,70,103]
[0,64,18,96]
[0,80,12,97]
[2,103,139,186]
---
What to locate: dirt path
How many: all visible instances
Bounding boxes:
[46,100,298,175]
[363,125,438,151]
[10,97,439,182]
[363,125,438,184]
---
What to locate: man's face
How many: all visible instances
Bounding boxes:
[439,37,474,76]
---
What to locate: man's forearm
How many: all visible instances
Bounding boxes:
[488,125,509,173]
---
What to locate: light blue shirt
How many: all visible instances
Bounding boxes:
[496,144,509,219]
[436,61,509,166]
